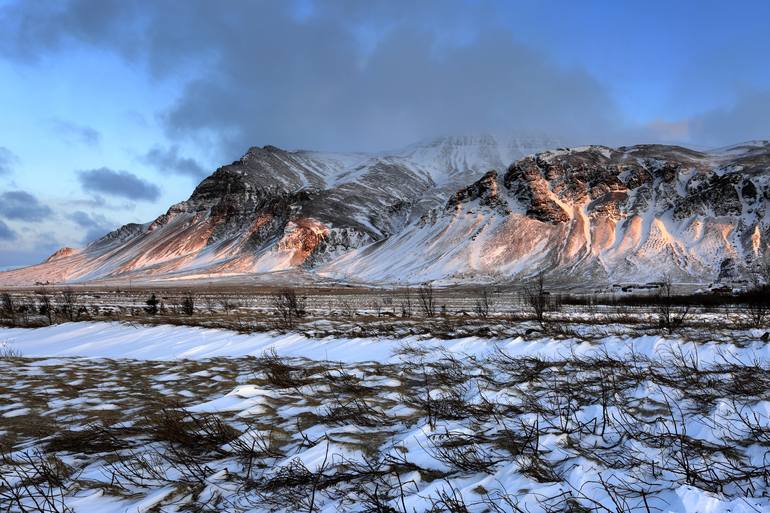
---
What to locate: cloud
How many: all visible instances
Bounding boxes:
[0,190,53,221]
[159,17,622,153]
[0,220,16,241]
[50,119,101,146]
[77,167,161,201]
[0,147,19,175]
[684,89,770,147]
[68,210,116,244]
[0,0,626,156]
[0,233,61,268]
[140,145,207,179]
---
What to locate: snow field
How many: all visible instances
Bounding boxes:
[1,322,770,512]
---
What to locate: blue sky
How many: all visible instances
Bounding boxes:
[1,0,770,267]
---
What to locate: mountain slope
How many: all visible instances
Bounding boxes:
[0,135,558,286]
[320,142,770,285]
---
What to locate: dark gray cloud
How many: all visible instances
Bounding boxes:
[68,210,116,244]
[140,145,207,179]
[4,0,767,154]
[78,167,160,201]
[0,0,626,156]
[0,220,16,241]
[0,147,19,175]
[0,190,53,222]
[50,118,101,146]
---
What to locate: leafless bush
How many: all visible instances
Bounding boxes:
[220,296,236,314]
[1,292,16,325]
[0,448,73,513]
[144,408,240,458]
[743,259,770,328]
[427,430,503,473]
[656,276,689,335]
[418,283,437,318]
[401,286,413,318]
[0,341,22,360]
[321,396,387,427]
[524,273,552,328]
[59,289,80,322]
[144,293,159,315]
[35,288,53,325]
[256,348,307,389]
[105,449,167,489]
[46,425,131,455]
[271,288,306,327]
[473,289,495,319]
[180,292,195,315]
[336,297,356,318]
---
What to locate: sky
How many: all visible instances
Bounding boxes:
[2,0,770,267]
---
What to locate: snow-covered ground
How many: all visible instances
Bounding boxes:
[2,322,770,512]
[2,321,769,363]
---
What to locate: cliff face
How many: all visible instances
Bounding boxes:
[3,139,769,287]
[321,143,770,285]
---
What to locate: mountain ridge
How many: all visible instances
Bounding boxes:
[2,137,769,287]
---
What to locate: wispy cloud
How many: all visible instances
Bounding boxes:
[78,167,160,201]
[68,210,117,244]
[50,118,101,146]
[0,147,19,175]
[0,220,16,241]
[140,145,207,179]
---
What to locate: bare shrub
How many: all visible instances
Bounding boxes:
[400,286,413,318]
[1,292,16,325]
[474,288,495,319]
[180,293,195,316]
[256,348,308,389]
[271,289,306,328]
[743,257,770,328]
[524,273,551,328]
[417,283,437,318]
[59,289,80,322]
[35,288,53,325]
[656,275,689,335]
[220,297,236,315]
[336,297,356,318]
[0,341,22,360]
[0,448,73,513]
[144,293,159,315]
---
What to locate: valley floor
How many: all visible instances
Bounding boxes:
[1,323,770,512]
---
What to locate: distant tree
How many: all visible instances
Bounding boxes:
[401,286,413,318]
[417,283,436,318]
[745,255,770,328]
[271,289,307,328]
[35,288,53,325]
[60,289,79,322]
[474,288,495,319]
[656,275,689,335]
[524,273,551,328]
[181,293,195,316]
[1,293,15,325]
[145,294,160,315]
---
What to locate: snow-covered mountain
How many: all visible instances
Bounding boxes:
[2,137,770,287]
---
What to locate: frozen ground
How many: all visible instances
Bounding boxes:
[1,322,770,512]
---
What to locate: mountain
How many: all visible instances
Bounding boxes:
[0,135,559,286]
[321,142,770,286]
[2,137,769,288]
